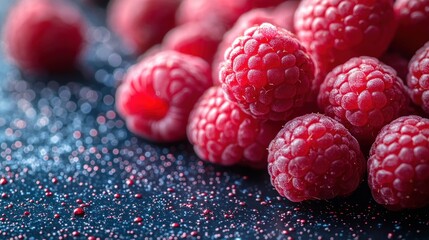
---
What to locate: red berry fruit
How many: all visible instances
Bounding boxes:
[294,0,397,75]
[392,0,429,58]
[268,113,366,202]
[219,23,315,121]
[187,86,282,168]
[318,56,409,146]
[407,42,429,114]
[3,0,85,73]
[116,51,212,142]
[271,0,301,34]
[175,0,234,30]
[368,115,429,210]
[108,0,181,54]
[162,22,225,64]
[212,8,295,84]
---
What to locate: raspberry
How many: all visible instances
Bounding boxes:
[268,113,366,202]
[162,22,225,64]
[294,0,397,74]
[3,0,85,73]
[187,86,282,168]
[392,0,429,58]
[219,23,315,121]
[368,115,429,210]
[108,0,180,54]
[318,56,410,146]
[175,0,234,30]
[212,8,295,84]
[115,51,212,142]
[271,0,301,34]
[407,42,429,114]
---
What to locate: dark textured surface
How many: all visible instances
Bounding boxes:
[0,1,428,239]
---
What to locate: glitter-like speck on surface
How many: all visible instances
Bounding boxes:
[0,1,428,239]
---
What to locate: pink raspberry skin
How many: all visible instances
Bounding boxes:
[368,115,429,210]
[175,0,236,30]
[3,0,85,73]
[318,56,410,145]
[219,23,315,121]
[187,86,282,169]
[268,113,366,202]
[392,0,429,58]
[162,22,225,64]
[271,0,301,34]
[212,7,296,84]
[115,51,212,142]
[108,0,181,54]
[294,0,397,74]
[407,42,429,114]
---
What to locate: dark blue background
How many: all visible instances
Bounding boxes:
[0,1,427,239]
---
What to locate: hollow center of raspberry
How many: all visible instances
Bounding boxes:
[126,91,169,120]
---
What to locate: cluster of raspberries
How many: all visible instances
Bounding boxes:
[3,0,429,210]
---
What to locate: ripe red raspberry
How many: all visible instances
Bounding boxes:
[271,0,301,34]
[268,113,366,202]
[212,8,296,84]
[3,0,85,73]
[162,22,225,64]
[175,0,235,30]
[187,86,282,168]
[108,0,181,54]
[318,56,410,146]
[392,0,429,58]
[294,0,397,74]
[368,115,429,210]
[213,9,278,84]
[407,42,429,114]
[219,23,315,121]
[115,51,212,142]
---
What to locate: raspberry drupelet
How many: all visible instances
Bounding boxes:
[368,115,429,210]
[407,42,429,114]
[3,0,85,73]
[392,0,429,58]
[318,56,410,146]
[268,113,366,202]
[187,86,282,169]
[115,51,212,142]
[108,0,181,54]
[219,23,315,122]
[294,0,397,75]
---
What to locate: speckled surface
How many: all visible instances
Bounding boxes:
[0,1,428,239]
